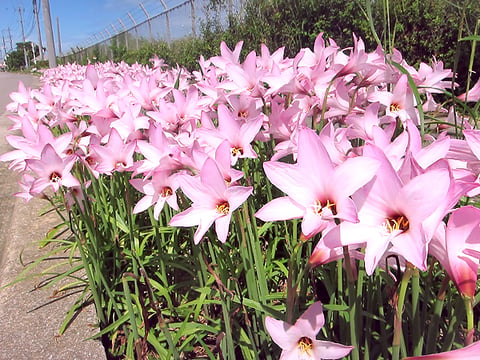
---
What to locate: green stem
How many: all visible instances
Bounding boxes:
[463,295,474,346]
[286,241,303,324]
[411,267,422,355]
[426,275,449,354]
[343,247,360,360]
[375,268,390,360]
[393,265,413,360]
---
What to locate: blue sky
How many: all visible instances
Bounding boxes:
[0,0,194,60]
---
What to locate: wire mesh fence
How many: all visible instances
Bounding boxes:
[62,0,241,63]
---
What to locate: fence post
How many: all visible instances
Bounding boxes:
[159,0,171,46]
[190,0,196,37]
[139,3,153,41]
[111,24,119,49]
[118,19,128,51]
[104,28,114,60]
[127,12,140,51]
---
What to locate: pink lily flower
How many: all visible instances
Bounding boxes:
[130,170,179,219]
[222,50,265,97]
[458,77,480,102]
[25,144,80,194]
[414,60,453,94]
[133,123,178,177]
[14,173,36,202]
[323,145,452,274]
[169,158,252,244]
[6,81,32,113]
[191,140,245,185]
[64,180,91,212]
[345,102,395,142]
[89,128,136,175]
[429,206,480,298]
[210,41,244,72]
[403,340,480,359]
[197,104,264,165]
[265,301,354,360]
[110,103,149,142]
[255,128,379,239]
[368,74,418,124]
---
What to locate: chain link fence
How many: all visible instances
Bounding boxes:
[62,0,241,63]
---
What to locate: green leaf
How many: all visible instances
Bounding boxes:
[323,304,349,312]
[459,35,480,41]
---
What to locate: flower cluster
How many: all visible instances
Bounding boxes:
[3,33,480,357]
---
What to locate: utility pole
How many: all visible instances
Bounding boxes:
[56,16,62,56]
[7,28,13,51]
[41,0,57,67]
[31,42,37,64]
[2,33,7,57]
[18,7,29,69]
[33,0,44,60]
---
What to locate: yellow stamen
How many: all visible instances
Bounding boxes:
[390,103,401,112]
[160,187,173,197]
[312,199,337,216]
[384,215,409,233]
[238,110,248,118]
[216,201,230,215]
[49,171,61,182]
[298,336,313,354]
[231,147,244,156]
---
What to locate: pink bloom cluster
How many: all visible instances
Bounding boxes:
[3,34,480,300]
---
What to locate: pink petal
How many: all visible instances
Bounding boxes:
[264,317,298,351]
[463,129,480,160]
[331,156,379,197]
[255,197,305,222]
[215,213,233,243]
[390,230,428,271]
[200,158,227,199]
[403,340,480,359]
[297,128,334,183]
[397,169,450,223]
[294,301,325,338]
[225,186,253,211]
[178,175,215,206]
[263,161,315,207]
[301,210,328,239]
[312,340,354,359]
[194,211,220,244]
[133,196,153,215]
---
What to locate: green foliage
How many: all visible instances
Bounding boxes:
[222,0,374,57]
[5,42,40,71]
[364,0,480,91]
[200,0,480,89]
[59,0,479,90]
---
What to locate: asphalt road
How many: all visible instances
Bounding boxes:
[0,72,105,360]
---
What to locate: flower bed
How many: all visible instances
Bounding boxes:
[2,34,480,359]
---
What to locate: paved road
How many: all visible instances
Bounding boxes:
[0,72,106,359]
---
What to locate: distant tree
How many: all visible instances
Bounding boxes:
[5,42,40,71]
